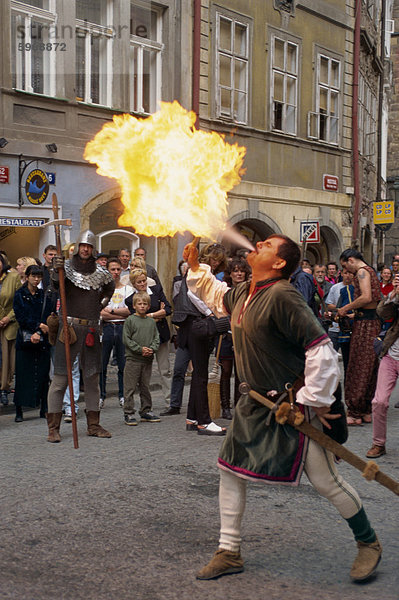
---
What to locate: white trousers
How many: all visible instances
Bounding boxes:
[219,425,362,552]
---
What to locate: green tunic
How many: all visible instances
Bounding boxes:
[218,278,328,485]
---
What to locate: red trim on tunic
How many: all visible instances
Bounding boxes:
[305,334,328,350]
[237,280,280,325]
[217,429,307,486]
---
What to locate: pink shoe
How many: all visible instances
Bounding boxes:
[362,414,372,423]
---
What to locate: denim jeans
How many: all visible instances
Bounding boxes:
[169,346,191,408]
[100,322,125,399]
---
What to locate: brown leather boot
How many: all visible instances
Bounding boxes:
[47,412,62,443]
[196,549,244,580]
[85,410,112,438]
[350,537,382,581]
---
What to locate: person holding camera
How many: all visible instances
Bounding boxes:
[325,268,355,376]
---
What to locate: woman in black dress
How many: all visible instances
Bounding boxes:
[13,265,54,422]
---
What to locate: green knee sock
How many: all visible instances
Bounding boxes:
[346,507,376,544]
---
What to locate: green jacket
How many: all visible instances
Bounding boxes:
[0,271,22,340]
[123,314,160,362]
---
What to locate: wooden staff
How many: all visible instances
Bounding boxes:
[247,387,399,497]
[51,193,79,449]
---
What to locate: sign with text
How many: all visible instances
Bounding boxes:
[323,174,339,192]
[373,201,394,225]
[25,169,49,205]
[0,217,46,227]
[300,221,320,244]
[0,166,9,184]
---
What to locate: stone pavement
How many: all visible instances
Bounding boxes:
[1,354,399,600]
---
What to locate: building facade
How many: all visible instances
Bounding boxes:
[197,0,387,265]
[0,0,388,278]
[0,0,191,288]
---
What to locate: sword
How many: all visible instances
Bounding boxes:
[239,383,399,497]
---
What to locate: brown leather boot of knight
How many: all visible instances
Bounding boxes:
[47,412,62,443]
[85,410,112,438]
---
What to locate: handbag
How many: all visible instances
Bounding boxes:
[191,315,230,339]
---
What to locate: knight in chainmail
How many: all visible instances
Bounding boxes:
[46,230,115,443]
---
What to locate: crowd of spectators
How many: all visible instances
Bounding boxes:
[0,240,252,438]
[2,239,399,455]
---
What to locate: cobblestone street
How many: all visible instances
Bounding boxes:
[1,354,398,600]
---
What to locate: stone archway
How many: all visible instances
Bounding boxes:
[222,212,282,254]
[320,224,343,262]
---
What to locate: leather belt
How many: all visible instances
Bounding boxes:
[67,316,99,327]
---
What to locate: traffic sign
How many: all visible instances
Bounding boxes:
[300,221,320,244]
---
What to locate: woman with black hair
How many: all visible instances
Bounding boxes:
[13,265,54,422]
[0,253,22,406]
[338,249,381,425]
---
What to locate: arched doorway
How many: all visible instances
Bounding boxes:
[303,224,342,266]
[222,214,280,255]
[97,229,139,256]
[85,195,158,268]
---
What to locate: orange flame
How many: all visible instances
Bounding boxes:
[84,101,246,237]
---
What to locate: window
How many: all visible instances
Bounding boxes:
[308,54,340,145]
[129,2,163,114]
[76,0,113,106]
[215,12,249,124]
[270,36,298,135]
[358,73,377,163]
[11,0,56,95]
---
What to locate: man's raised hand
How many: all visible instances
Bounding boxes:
[183,240,200,272]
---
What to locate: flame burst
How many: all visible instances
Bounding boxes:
[84,101,246,237]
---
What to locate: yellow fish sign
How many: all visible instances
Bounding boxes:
[373,201,394,225]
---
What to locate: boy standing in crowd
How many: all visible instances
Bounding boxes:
[122,291,160,426]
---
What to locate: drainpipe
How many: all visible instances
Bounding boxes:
[376,0,387,262]
[352,0,361,244]
[377,0,386,202]
[193,0,201,129]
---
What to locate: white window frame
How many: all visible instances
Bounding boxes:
[75,0,113,107]
[308,53,341,145]
[270,35,298,135]
[358,72,377,163]
[215,11,250,125]
[11,0,56,96]
[129,2,163,115]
